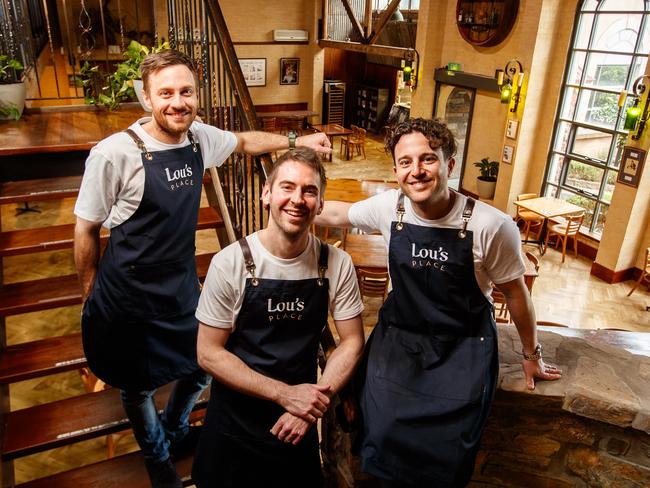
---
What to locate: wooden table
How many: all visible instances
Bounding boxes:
[343,234,387,271]
[513,196,584,254]
[311,123,353,161]
[258,110,318,120]
[324,179,397,203]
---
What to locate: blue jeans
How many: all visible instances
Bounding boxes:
[121,369,211,462]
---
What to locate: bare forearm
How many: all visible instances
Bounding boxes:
[74,222,101,301]
[236,131,289,155]
[313,201,353,228]
[501,279,538,353]
[319,325,364,395]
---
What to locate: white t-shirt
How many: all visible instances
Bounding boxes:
[74,118,238,228]
[196,232,364,330]
[348,189,525,300]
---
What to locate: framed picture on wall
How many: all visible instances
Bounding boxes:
[280,58,299,85]
[506,119,519,139]
[617,146,647,188]
[502,144,515,164]
[239,58,266,87]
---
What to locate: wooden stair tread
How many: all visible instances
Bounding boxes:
[0,176,82,205]
[0,173,214,206]
[17,450,194,488]
[0,206,222,257]
[3,383,209,460]
[0,253,215,316]
[0,333,84,383]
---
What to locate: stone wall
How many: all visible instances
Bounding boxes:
[322,326,650,487]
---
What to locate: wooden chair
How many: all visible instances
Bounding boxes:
[627,247,650,297]
[357,268,389,301]
[491,284,510,323]
[543,211,585,263]
[340,125,358,156]
[345,127,367,160]
[261,116,277,132]
[281,117,303,136]
[516,193,543,242]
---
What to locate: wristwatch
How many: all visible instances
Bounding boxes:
[522,343,543,361]
[288,131,297,149]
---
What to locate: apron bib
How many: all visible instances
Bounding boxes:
[192,238,330,488]
[82,129,204,391]
[360,193,498,487]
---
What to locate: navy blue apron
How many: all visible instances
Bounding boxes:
[360,192,498,487]
[192,237,329,488]
[81,129,204,391]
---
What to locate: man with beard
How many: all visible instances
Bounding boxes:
[315,118,562,487]
[73,50,331,488]
[191,148,364,487]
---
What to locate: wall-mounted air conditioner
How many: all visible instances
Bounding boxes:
[273,29,309,42]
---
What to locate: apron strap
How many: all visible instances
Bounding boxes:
[394,192,406,231]
[458,194,475,239]
[124,128,153,161]
[317,240,329,286]
[238,238,259,286]
[187,130,198,152]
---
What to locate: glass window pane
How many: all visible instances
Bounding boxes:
[547,154,566,185]
[553,121,572,153]
[575,88,618,128]
[583,52,631,90]
[567,51,587,85]
[595,204,608,235]
[561,87,579,120]
[544,184,559,198]
[592,14,642,53]
[602,170,617,203]
[575,13,595,49]
[628,56,648,83]
[559,189,595,229]
[571,127,613,161]
[600,0,645,12]
[565,160,605,196]
[581,0,599,11]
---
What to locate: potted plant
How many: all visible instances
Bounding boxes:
[474,157,499,199]
[77,39,169,111]
[0,55,25,120]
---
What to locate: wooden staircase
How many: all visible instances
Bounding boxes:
[0,174,224,486]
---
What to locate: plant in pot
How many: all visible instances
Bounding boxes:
[0,55,25,120]
[77,39,169,111]
[474,157,499,200]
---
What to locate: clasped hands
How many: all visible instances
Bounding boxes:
[270,382,331,445]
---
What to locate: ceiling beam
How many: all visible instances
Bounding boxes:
[368,0,401,44]
[319,39,412,59]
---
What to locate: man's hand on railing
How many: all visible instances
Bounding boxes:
[297,132,332,155]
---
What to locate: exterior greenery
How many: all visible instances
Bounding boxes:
[0,54,24,120]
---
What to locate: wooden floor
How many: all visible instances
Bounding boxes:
[2,128,648,483]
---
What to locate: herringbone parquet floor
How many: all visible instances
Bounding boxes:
[2,133,648,483]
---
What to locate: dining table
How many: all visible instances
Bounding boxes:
[310,123,354,161]
[513,196,584,254]
[343,233,387,271]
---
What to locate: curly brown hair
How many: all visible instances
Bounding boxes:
[140,49,198,93]
[385,118,457,161]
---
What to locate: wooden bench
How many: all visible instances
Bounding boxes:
[0,176,82,205]
[3,383,209,460]
[0,253,215,316]
[0,206,223,257]
[17,450,194,487]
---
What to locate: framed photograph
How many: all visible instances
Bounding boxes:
[280,58,299,85]
[506,119,519,139]
[617,146,647,188]
[502,144,515,164]
[239,58,266,87]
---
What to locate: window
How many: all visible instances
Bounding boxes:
[544,0,650,235]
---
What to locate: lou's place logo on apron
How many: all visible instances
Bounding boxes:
[267,298,304,322]
[411,243,449,271]
[164,163,195,191]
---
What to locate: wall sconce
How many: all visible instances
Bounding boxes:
[496,60,525,112]
[400,49,420,90]
[622,75,650,140]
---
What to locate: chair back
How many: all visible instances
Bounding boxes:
[355,127,366,142]
[357,268,389,300]
[564,211,585,236]
[645,247,650,272]
[516,193,538,216]
[525,251,540,271]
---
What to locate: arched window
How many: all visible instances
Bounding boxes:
[544,0,649,235]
